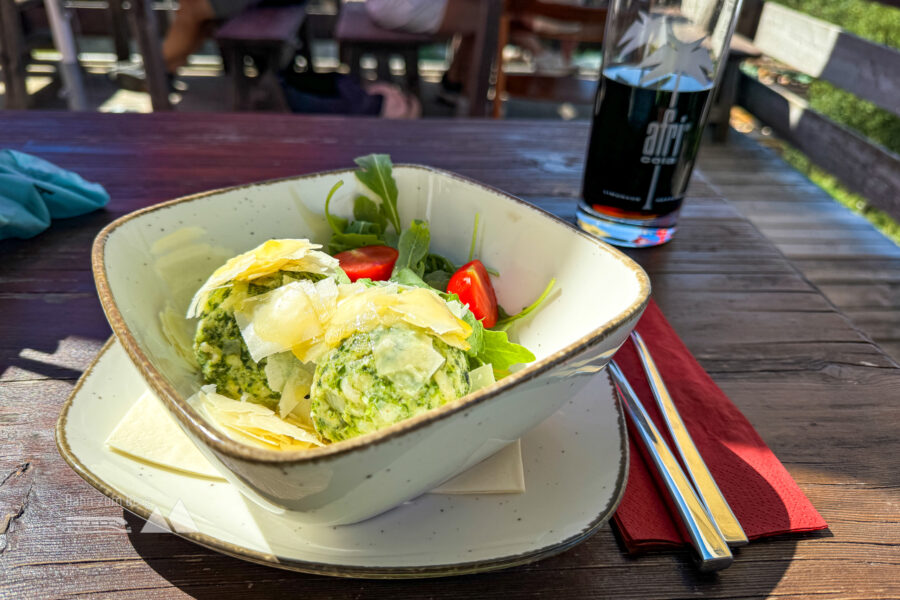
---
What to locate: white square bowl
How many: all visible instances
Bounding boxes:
[92,165,650,525]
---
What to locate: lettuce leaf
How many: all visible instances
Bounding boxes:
[480,328,535,372]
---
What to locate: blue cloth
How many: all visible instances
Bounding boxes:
[0,150,109,240]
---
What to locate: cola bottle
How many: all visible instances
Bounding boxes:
[577,0,742,247]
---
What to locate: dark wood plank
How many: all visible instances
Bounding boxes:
[817,283,900,310]
[0,113,898,600]
[696,124,900,364]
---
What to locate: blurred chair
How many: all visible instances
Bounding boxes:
[0,0,36,108]
[335,0,500,116]
[492,0,606,118]
[216,4,310,111]
[0,0,84,109]
[108,0,172,110]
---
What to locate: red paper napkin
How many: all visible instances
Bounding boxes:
[611,300,827,554]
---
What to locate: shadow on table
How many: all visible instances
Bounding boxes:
[122,488,825,600]
[0,212,113,382]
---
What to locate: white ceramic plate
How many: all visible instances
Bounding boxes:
[57,338,627,578]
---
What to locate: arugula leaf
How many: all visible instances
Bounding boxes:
[424,252,455,275]
[353,195,387,232]
[495,278,556,331]
[382,230,400,249]
[463,311,485,362]
[344,220,383,235]
[480,328,535,372]
[327,232,383,254]
[391,267,430,289]
[354,154,401,233]
[423,269,452,292]
[324,180,347,234]
[393,219,431,277]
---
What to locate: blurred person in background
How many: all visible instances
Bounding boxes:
[364,0,478,105]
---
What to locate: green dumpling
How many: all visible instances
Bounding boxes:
[192,270,321,410]
[310,323,470,442]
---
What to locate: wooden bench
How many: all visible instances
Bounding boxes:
[216,4,309,111]
[721,0,900,221]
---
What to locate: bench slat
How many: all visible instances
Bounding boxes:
[753,2,900,116]
[216,5,306,44]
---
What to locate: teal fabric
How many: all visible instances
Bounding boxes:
[0,150,109,240]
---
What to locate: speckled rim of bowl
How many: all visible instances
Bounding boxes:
[92,164,650,465]
[55,337,630,578]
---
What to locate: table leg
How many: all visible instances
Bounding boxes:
[108,0,131,63]
[467,0,501,117]
[374,49,391,82]
[221,43,245,110]
[299,18,313,73]
[127,0,172,111]
[0,0,29,109]
[402,47,419,96]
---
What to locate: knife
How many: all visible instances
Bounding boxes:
[630,331,749,547]
[608,361,733,572]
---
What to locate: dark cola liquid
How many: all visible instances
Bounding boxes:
[581,65,713,222]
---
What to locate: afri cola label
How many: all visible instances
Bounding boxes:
[642,108,693,166]
[582,40,715,219]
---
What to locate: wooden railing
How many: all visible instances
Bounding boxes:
[733,1,900,221]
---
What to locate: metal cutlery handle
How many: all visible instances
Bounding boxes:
[608,362,733,572]
[630,331,749,547]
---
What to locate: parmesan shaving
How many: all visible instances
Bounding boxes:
[190,386,323,451]
[187,239,340,318]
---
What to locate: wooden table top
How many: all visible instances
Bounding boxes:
[1,112,897,599]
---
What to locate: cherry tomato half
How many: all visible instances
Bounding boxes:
[334,245,399,282]
[447,259,499,328]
